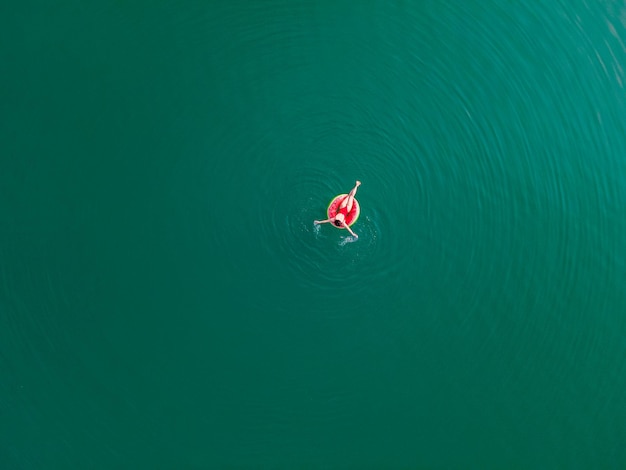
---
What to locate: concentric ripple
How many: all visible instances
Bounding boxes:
[4,0,626,467]
[219,1,626,462]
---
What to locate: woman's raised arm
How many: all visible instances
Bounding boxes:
[343,223,358,238]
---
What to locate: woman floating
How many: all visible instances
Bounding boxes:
[314,181,361,238]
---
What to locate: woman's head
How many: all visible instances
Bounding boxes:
[334,214,345,227]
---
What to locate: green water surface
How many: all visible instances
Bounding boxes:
[2,1,626,468]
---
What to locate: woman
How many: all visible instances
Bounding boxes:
[314,181,361,238]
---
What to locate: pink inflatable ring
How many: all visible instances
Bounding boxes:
[327,194,360,228]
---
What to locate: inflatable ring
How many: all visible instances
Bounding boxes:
[327,194,360,228]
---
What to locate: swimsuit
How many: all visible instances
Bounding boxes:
[338,197,350,216]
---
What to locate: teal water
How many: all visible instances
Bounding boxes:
[2,1,626,467]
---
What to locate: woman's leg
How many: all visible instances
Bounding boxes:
[339,181,361,212]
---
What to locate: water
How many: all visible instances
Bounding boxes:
[2,1,626,467]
